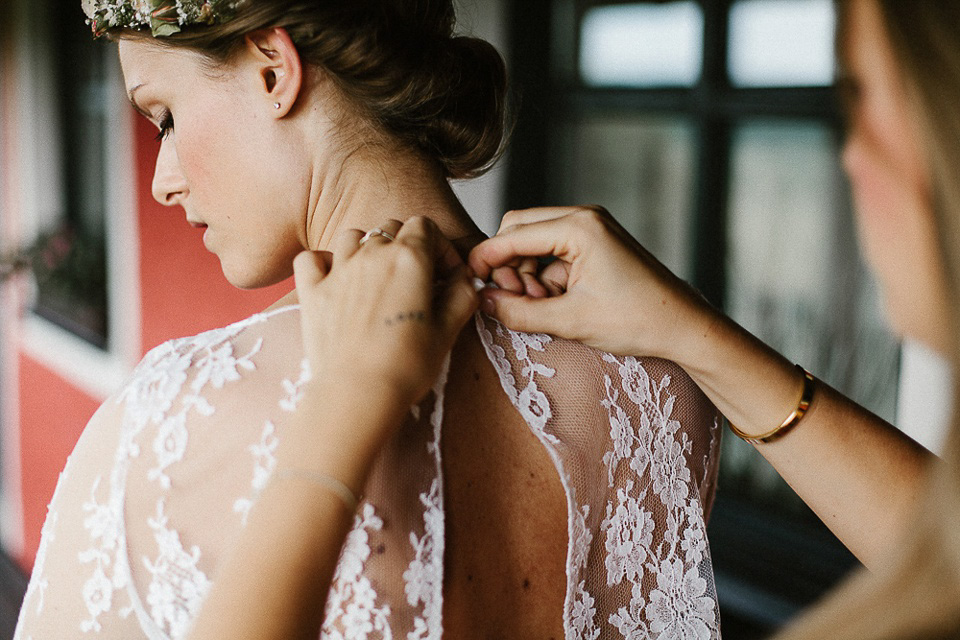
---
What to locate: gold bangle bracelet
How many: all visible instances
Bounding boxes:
[728,365,816,445]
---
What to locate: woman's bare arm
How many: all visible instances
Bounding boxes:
[469,205,932,570]
[186,380,409,640]
[686,310,930,567]
[187,217,478,640]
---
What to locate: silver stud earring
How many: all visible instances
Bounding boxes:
[274,102,281,110]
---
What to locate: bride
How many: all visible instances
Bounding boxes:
[15,1,723,638]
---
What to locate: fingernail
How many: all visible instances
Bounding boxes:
[481,295,496,315]
[472,277,487,292]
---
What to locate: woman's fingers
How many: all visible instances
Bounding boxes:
[293,250,333,288]
[396,219,480,338]
[330,229,366,262]
[382,218,479,334]
[359,219,405,249]
[480,288,569,336]
[497,206,603,234]
[491,265,525,293]
[439,265,481,337]
[538,259,571,297]
[469,216,575,279]
[518,257,549,298]
[394,217,455,272]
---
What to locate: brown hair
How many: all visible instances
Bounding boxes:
[780,2,960,638]
[118,0,508,179]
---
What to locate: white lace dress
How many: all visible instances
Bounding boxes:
[14,305,723,640]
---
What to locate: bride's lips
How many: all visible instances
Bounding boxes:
[187,220,211,246]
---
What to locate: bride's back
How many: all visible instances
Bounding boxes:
[15,301,721,639]
[442,320,568,638]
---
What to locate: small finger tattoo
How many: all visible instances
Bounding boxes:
[385,311,427,327]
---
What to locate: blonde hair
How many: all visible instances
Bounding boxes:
[779,2,960,638]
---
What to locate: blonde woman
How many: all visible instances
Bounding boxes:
[15,1,724,638]
[472,0,960,636]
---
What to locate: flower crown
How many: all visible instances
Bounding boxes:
[81,0,247,38]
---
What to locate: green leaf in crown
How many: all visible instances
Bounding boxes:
[149,0,182,37]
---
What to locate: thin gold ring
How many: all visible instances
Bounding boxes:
[359,228,397,246]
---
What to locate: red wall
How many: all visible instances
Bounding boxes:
[17,355,100,567]
[16,116,293,569]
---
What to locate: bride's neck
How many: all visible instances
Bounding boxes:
[305,148,482,251]
[270,148,483,311]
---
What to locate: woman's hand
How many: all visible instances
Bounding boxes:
[472,207,933,569]
[294,217,479,409]
[468,206,715,364]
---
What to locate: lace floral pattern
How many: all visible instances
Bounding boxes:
[79,476,132,633]
[75,310,290,637]
[233,422,279,525]
[279,358,311,413]
[16,308,721,639]
[404,359,450,640]
[322,504,393,640]
[477,315,721,640]
[143,501,212,639]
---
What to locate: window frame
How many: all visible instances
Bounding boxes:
[504,0,858,632]
[0,0,24,557]
[12,0,141,401]
[508,0,840,308]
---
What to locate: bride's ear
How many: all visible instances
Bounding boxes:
[242,27,303,118]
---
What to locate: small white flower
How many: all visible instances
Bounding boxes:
[602,481,655,586]
[82,566,113,619]
[569,581,600,640]
[517,385,552,432]
[646,559,716,640]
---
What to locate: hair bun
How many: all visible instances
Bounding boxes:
[412,35,508,179]
[131,0,510,179]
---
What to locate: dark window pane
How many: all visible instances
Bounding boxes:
[33,5,110,348]
[554,114,697,278]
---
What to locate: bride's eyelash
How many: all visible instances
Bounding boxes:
[155,109,174,142]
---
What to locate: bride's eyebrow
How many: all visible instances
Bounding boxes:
[126,83,152,118]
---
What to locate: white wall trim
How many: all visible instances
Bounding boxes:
[0,285,25,559]
[103,48,143,378]
[18,40,141,403]
[0,0,29,557]
[22,316,134,401]
[897,340,953,455]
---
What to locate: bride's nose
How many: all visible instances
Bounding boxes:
[152,138,188,207]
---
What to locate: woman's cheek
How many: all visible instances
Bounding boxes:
[845,139,897,235]
[175,121,219,193]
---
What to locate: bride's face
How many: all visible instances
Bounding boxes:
[840,0,950,352]
[118,38,313,289]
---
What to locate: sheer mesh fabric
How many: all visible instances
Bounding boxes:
[14,306,722,640]
[473,314,722,638]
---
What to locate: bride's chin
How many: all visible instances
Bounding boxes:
[220,259,294,291]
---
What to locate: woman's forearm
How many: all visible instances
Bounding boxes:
[471,206,936,568]
[186,219,476,639]
[681,313,932,569]
[187,381,410,640]
[187,480,353,640]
